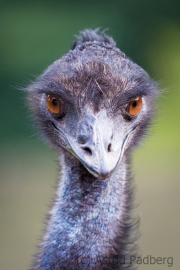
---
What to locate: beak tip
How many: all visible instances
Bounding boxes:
[86,166,111,179]
[98,171,111,179]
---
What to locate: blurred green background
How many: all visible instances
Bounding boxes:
[0,1,180,269]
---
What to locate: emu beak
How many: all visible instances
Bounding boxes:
[65,110,126,179]
[77,125,121,179]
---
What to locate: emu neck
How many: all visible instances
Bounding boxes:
[37,152,137,270]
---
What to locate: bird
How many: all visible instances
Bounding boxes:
[27,29,158,270]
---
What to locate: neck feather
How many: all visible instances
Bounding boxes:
[34,151,138,270]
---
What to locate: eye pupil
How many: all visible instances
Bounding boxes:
[131,101,137,108]
[52,98,59,107]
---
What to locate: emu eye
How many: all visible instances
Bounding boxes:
[127,97,142,116]
[46,95,63,115]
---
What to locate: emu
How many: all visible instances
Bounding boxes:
[27,29,158,270]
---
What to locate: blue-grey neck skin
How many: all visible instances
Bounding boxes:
[33,151,138,270]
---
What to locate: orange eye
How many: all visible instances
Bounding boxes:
[46,95,63,115]
[127,97,142,116]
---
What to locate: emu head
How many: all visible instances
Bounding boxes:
[28,30,157,179]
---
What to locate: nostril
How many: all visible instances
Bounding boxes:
[82,147,92,155]
[107,143,112,152]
